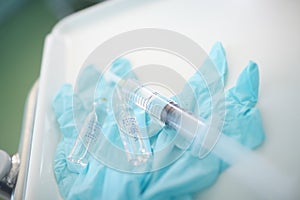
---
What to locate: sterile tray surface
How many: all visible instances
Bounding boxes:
[24,0,300,199]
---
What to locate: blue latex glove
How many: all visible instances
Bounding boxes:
[140,43,265,199]
[54,59,150,199]
[52,42,265,200]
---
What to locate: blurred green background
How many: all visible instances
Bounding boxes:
[0,0,57,156]
[0,0,99,155]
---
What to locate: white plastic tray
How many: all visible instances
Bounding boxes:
[24,0,300,199]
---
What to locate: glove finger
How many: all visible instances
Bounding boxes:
[229,61,259,107]
[52,84,79,139]
[95,58,135,100]
[175,42,227,112]
[52,84,73,118]
[187,41,228,90]
[223,61,264,149]
[209,42,228,85]
[109,57,134,78]
[76,65,101,95]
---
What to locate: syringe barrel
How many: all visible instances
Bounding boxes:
[120,79,208,154]
[160,102,208,153]
[120,79,168,121]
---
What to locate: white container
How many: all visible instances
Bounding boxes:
[17,0,300,199]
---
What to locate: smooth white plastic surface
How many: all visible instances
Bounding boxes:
[24,0,300,199]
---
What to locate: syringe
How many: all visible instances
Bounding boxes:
[107,72,210,157]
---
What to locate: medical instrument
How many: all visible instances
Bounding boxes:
[108,72,209,157]
[68,90,152,167]
[113,87,152,166]
[68,103,100,166]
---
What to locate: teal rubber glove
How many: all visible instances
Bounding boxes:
[140,43,265,199]
[53,59,146,199]
[52,42,265,200]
